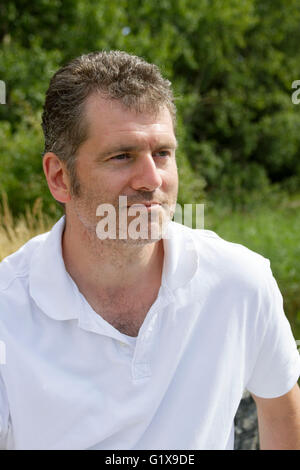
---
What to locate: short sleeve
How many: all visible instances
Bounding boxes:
[0,372,10,449]
[246,259,300,398]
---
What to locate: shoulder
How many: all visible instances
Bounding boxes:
[168,221,277,312]
[0,231,49,292]
[170,221,270,279]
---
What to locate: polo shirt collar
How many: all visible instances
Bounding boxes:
[29,216,81,321]
[162,221,199,291]
[29,216,199,323]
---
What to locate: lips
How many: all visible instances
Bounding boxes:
[127,202,161,207]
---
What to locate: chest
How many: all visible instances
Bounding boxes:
[101,304,151,337]
[89,290,159,337]
[3,300,244,450]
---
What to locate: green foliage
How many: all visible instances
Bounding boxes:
[1,0,300,215]
[0,117,61,218]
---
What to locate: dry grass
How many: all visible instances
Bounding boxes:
[0,192,54,261]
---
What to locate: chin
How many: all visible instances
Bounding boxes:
[119,237,161,246]
[116,220,167,245]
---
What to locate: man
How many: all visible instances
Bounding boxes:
[0,51,299,450]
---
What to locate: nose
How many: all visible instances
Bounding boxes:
[130,153,163,192]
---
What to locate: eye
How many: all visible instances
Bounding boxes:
[111,153,130,161]
[153,150,170,158]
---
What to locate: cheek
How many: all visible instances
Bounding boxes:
[81,177,127,207]
[164,166,178,191]
[79,168,116,193]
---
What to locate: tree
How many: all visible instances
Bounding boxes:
[1,0,300,215]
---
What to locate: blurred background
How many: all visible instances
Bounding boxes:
[0,0,299,447]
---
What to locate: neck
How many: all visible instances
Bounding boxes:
[61,211,165,296]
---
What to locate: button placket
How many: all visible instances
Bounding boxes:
[117,340,136,359]
[131,288,173,381]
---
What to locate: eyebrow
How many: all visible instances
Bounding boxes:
[96,140,178,160]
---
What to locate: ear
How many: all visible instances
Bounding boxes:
[43,152,71,204]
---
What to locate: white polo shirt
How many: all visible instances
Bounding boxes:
[0,216,299,450]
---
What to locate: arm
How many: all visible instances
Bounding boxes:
[251,383,300,450]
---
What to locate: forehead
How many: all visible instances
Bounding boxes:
[83,94,175,146]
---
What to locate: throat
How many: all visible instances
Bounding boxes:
[86,284,161,337]
[93,300,152,337]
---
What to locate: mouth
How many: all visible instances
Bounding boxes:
[127,202,161,208]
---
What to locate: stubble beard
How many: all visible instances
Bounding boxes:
[68,172,177,247]
[70,192,176,247]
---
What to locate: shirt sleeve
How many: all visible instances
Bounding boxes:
[0,372,10,449]
[245,259,300,398]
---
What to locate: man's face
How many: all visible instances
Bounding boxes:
[68,94,178,244]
